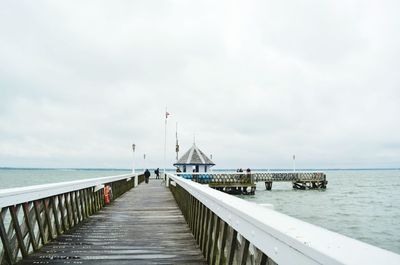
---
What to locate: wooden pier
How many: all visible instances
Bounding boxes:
[11,180,205,265]
[180,172,328,194]
[2,173,400,265]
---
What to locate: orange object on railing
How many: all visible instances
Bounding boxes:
[104,186,110,204]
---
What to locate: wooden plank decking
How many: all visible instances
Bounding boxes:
[17,179,206,265]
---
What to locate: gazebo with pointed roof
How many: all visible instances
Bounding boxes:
[173,143,215,173]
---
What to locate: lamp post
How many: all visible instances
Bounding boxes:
[132,144,136,173]
[293,154,296,172]
[132,144,138,187]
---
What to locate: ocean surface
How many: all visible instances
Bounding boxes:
[1,168,399,254]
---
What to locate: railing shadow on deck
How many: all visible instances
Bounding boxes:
[0,173,145,265]
[166,173,400,265]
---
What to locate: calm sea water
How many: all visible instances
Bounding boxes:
[240,169,400,254]
[1,168,399,254]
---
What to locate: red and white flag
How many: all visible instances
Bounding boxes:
[165,111,170,119]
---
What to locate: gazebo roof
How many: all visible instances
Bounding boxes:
[173,144,215,166]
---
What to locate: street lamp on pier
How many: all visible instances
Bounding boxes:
[132,144,138,187]
[132,144,136,173]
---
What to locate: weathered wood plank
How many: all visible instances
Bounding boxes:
[15,180,206,265]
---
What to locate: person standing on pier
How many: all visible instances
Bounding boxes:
[144,169,151,184]
[155,168,160,179]
[246,168,251,182]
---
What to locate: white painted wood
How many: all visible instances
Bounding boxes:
[168,173,400,265]
[0,173,137,208]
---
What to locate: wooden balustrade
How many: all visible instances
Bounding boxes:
[0,174,143,265]
[169,179,276,265]
[166,173,400,265]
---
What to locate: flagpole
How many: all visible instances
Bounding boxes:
[132,144,136,174]
[175,122,179,161]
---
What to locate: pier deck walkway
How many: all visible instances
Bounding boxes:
[16,180,206,265]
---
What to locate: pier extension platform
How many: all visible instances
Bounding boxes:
[16,180,206,265]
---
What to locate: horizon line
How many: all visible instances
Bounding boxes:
[0,166,399,171]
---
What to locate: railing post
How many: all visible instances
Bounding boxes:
[70,192,79,225]
[211,216,221,265]
[198,203,205,246]
[0,209,14,265]
[189,195,195,231]
[260,252,269,265]
[193,199,200,238]
[64,193,73,228]
[202,208,210,255]
[50,197,62,236]
[227,229,238,265]
[57,194,68,231]
[10,205,28,258]
[206,211,216,262]
[240,237,250,265]
[34,200,47,245]
[219,221,229,265]
[43,198,55,240]
[22,202,39,251]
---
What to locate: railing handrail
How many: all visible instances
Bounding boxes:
[0,173,138,208]
[175,171,324,174]
[167,173,400,265]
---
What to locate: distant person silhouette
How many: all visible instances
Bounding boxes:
[144,169,150,184]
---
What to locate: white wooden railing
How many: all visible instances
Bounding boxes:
[0,173,143,264]
[167,173,400,265]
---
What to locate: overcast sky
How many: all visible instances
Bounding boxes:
[1,1,399,169]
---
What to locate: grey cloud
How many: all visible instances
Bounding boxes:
[0,0,399,169]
